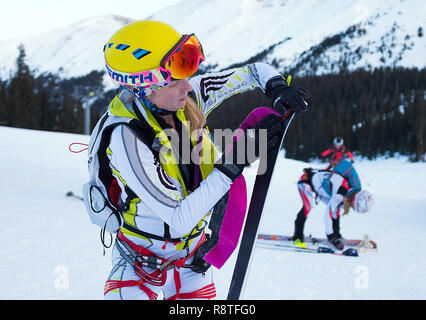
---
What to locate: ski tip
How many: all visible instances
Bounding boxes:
[358,234,378,250]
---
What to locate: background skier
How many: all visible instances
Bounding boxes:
[321,137,354,169]
[292,160,374,250]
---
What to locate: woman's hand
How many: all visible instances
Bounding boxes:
[265,76,312,114]
[214,114,284,181]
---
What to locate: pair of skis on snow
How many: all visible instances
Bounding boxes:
[257,241,358,257]
[257,233,377,257]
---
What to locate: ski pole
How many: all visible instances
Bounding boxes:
[66,191,83,201]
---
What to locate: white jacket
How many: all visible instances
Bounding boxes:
[106,63,281,259]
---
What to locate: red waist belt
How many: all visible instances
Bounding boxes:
[104,230,208,299]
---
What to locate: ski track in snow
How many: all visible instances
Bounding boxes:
[0,126,425,299]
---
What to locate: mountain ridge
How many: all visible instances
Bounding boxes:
[0,0,424,80]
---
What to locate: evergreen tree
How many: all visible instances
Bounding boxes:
[413,89,425,161]
[0,79,7,126]
[7,44,38,129]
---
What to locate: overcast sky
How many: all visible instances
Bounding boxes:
[0,0,183,42]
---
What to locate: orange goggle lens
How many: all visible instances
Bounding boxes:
[161,34,205,79]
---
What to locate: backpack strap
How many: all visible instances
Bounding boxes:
[96,120,126,206]
[298,167,321,189]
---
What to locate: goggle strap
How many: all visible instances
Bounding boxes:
[105,63,172,87]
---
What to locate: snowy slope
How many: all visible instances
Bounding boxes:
[0,0,424,80]
[1,125,425,299]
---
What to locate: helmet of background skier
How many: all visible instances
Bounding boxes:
[353,190,374,213]
[333,136,344,146]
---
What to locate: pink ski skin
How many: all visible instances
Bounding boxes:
[204,107,281,269]
[203,175,247,268]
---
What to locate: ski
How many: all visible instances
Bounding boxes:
[256,241,359,257]
[227,109,295,300]
[257,233,377,250]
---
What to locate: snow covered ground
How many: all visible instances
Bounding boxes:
[0,126,425,300]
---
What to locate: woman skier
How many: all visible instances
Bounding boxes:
[321,137,354,169]
[90,20,311,300]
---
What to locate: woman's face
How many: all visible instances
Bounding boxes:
[147,79,192,111]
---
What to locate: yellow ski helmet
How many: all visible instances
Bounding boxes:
[104,20,204,97]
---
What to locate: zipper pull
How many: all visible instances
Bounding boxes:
[162,240,169,250]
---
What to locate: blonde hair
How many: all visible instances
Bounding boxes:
[183,96,206,133]
[343,199,351,215]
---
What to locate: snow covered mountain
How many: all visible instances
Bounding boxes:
[0,0,424,80]
[0,15,132,79]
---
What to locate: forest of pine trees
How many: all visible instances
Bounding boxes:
[0,45,103,134]
[284,68,426,162]
[1,45,425,162]
[206,68,426,162]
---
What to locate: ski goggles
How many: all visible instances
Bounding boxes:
[105,34,204,87]
[160,33,205,79]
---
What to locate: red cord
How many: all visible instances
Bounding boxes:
[69,142,88,153]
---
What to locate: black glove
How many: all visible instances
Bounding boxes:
[265,76,312,114]
[189,235,212,274]
[214,114,283,181]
